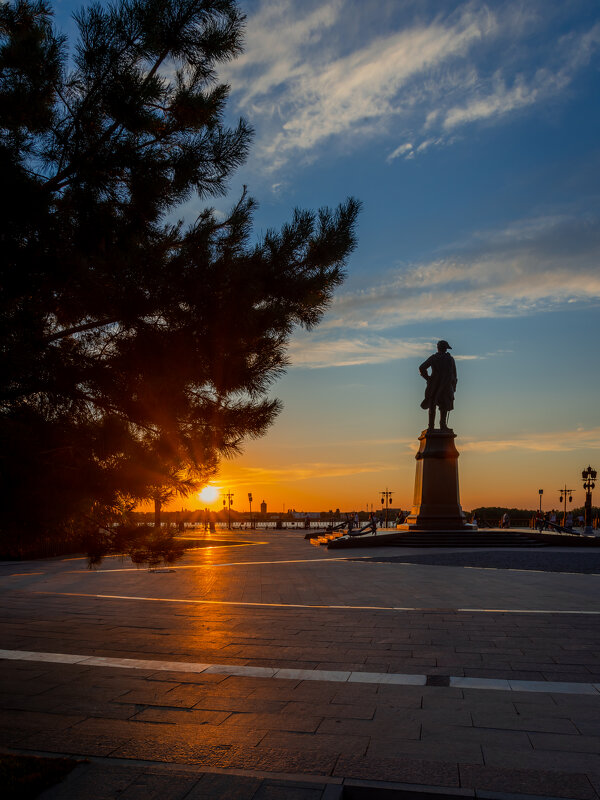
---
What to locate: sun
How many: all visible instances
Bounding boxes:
[199,485,219,504]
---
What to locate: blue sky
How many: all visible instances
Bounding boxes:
[52,0,600,511]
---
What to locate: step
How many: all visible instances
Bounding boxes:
[328,531,544,549]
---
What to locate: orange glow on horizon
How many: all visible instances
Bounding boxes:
[138,432,596,516]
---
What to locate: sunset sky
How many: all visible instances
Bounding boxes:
[56,0,600,513]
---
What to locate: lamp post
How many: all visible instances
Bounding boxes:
[557,485,574,528]
[223,490,234,530]
[380,488,393,528]
[581,466,597,535]
[248,492,253,529]
[538,489,543,512]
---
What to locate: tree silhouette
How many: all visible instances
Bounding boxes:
[0,0,360,542]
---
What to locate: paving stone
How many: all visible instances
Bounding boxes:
[146,670,228,684]
[19,729,132,756]
[226,746,338,775]
[246,659,321,670]
[221,712,323,733]
[108,741,237,766]
[131,706,231,724]
[462,688,557,705]
[512,661,591,673]
[542,672,600,683]
[552,694,600,709]
[118,771,198,799]
[49,700,142,719]
[375,708,473,727]
[250,684,337,702]
[480,745,600,773]
[334,753,460,787]
[38,763,139,800]
[70,716,178,739]
[367,737,484,763]
[529,732,600,753]
[317,716,421,740]
[459,763,597,799]
[184,772,261,799]
[110,723,269,759]
[253,782,324,799]
[0,691,69,713]
[0,709,86,732]
[422,696,514,712]
[330,684,379,701]
[37,684,132,702]
[115,687,200,707]
[574,721,600,736]
[193,695,287,713]
[258,729,368,753]
[587,771,600,797]
[282,701,375,719]
[471,712,579,733]
[421,727,533,749]
[0,724,32,745]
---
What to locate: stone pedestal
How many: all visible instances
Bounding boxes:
[398,428,468,532]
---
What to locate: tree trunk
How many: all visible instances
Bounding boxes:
[154,496,161,528]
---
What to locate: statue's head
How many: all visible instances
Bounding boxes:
[437,340,451,352]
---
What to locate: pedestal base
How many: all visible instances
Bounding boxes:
[398,428,469,532]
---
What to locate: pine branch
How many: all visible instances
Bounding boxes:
[44,318,119,344]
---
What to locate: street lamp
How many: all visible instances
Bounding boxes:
[223,490,234,530]
[538,489,543,513]
[248,492,253,529]
[581,466,597,535]
[557,485,574,528]
[380,488,393,528]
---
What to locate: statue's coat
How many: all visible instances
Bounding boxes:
[419,351,457,411]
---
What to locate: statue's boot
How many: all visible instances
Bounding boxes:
[440,410,449,430]
[428,408,436,430]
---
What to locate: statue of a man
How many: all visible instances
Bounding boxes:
[419,340,457,430]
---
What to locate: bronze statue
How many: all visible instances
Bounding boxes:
[419,340,457,430]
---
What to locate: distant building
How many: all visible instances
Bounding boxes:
[292,511,320,519]
[260,500,267,514]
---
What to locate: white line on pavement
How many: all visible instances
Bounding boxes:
[0,648,598,695]
[33,590,600,614]
[69,556,369,572]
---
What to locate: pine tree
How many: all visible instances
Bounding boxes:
[0,0,359,542]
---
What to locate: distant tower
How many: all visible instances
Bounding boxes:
[260,500,267,514]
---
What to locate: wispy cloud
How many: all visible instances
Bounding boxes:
[441,22,600,133]
[282,210,600,368]
[287,331,490,369]
[322,212,600,332]
[306,426,600,454]
[287,335,433,368]
[461,426,600,453]
[217,460,392,487]
[223,0,600,170]
[343,426,600,453]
